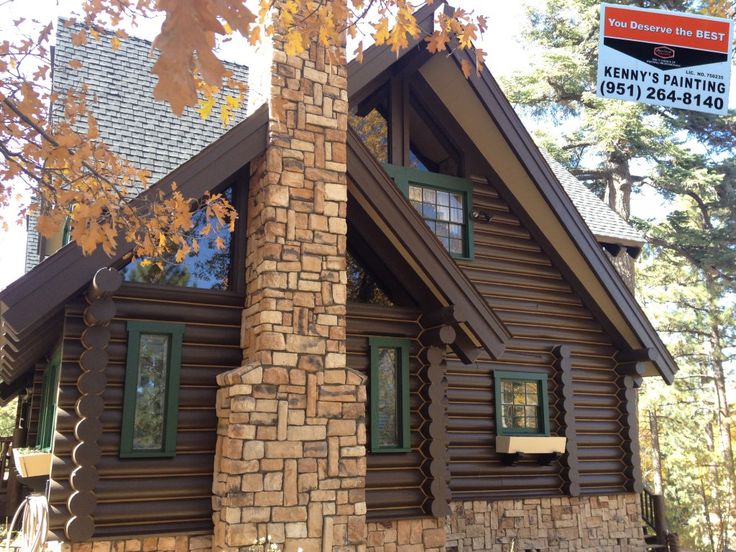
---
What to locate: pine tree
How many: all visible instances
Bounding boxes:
[503,1,736,548]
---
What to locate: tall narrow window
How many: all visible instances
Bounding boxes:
[121,321,185,458]
[494,371,550,437]
[36,349,61,451]
[369,337,411,453]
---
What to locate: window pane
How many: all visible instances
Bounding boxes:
[436,205,450,222]
[502,405,513,429]
[407,183,467,256]
[449,239,463,256]
[376,347,400,448]
[122,187,234,289]
[346,249,394,306]
[498,376,543,434]
[513,382,525,404]
[513,406,525,428]
[350,108,388,163]
[133,334,170,450]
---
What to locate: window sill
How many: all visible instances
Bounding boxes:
[496,435,566,454]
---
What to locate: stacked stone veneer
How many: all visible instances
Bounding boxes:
[366,495,646,552]
[212,363,366,551]
[211,0,362,550]
[55,534,212,552]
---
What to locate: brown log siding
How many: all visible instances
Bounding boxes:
[449,183,627,501]
[346,304,427,520]
[44,170,633,534]
[49,284,243,539]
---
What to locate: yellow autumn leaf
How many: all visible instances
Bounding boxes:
[284,30,304,56]
[460,58,472,78]
[220,104,231,126]
[373,18,390,46]
[111,36,121,50]
[69,59,83,69]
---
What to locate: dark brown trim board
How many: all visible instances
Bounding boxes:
[347,128,510,360]
[347,1,442,104]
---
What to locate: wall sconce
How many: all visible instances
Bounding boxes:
[471,210,493,223]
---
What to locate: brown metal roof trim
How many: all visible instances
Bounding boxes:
[347,1,442,103]
[0,104,268,384]
[347,128,510,359]
[445,45,676,383]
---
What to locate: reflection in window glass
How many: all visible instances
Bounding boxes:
[409,184,465,255]
[122,187,234,290]
[133,334,170,450]
[349,108,388,163]
[376,347,400,448]
[347,250,394,306]
[500,380,540,432]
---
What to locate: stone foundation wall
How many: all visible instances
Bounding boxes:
[51,494,644,552]
[366,494,646,552]
[54,533,212,552]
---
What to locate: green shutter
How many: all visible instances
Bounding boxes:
[120,321,185,458]
[36,347,61,451]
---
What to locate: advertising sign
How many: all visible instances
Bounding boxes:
[597,4,733,114]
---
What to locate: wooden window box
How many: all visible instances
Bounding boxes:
[13,449,52,478]
[496,436,567,467]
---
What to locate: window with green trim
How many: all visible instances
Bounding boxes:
[36,348,61,451]
[494,371,550,436]
[121,321,185,458]
[383,164,474,260]
[369,337,411,453]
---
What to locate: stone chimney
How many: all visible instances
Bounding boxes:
[211,2,367,551]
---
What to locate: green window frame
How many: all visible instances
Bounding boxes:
[494,371,550,437]
[36,348,61,451]
[382,163,474,260]
[121,321,185,458]
[369,337,411,453]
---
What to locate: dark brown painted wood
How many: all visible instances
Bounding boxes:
[444,45,676,382]
[424,345,450,516]
[347,303,429,520]
[48,282,243,539]
[65,268,121,542]
[554,345,581,497]
[619,374,644,494]
[347,130,510,359]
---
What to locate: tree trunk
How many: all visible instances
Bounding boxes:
[649,409,665,494]
[705,274,736,547]
[605,153,633,221]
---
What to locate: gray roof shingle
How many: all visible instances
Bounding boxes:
[50,20,641,248]
[53,20,249,182]
[541,151,645,247]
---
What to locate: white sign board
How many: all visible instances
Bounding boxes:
[597,4,733,114]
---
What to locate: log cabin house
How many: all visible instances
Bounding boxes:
[0,3,678,551]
